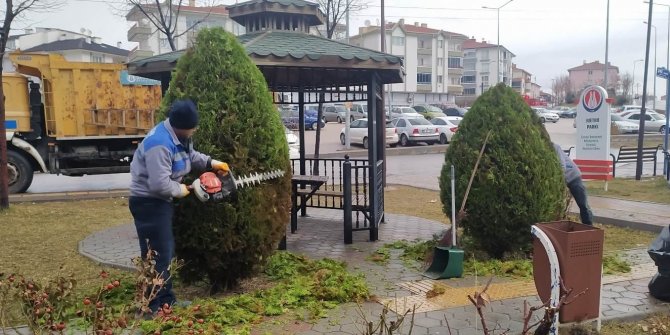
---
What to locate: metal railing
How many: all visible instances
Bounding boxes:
[290,156,374,243]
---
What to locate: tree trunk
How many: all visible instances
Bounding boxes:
[0,72,8,209]
[313,92,325,175]
[167,33,177,51]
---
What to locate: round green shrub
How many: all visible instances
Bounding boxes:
[160,28,291,291]
[439,84,565,258]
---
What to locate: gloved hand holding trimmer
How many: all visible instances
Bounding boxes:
[189,165,285,203]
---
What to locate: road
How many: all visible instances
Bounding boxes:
[24,118,579,193]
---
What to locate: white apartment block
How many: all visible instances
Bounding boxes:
[512,64,532,96]
[126,3,244,60]
[4,27,128,72]
[459,38,514,101]
[350,19,467,106]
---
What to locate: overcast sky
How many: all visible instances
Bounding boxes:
[10,0,670,98]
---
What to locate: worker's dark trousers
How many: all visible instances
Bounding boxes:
[129,196,176,313]
[568,178,593,225]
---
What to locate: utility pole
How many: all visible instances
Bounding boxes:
[637,0,654,180]
[604,0,610,94]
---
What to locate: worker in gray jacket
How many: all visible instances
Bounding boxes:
[552,142,593,225]
[129,99,229,313]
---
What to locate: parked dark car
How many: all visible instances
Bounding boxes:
[279,108,325,130]
[432,104,467,117]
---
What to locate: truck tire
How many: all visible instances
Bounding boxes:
[8,150,34,194]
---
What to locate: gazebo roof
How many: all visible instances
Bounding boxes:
[128,31,404,90]
[227,0,325,26]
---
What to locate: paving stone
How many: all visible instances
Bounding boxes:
[621,291,648,300]
[414,316,442,328]
[615,297,645,306]
[458,327,485,335]
[601,290,623,298]
[610,303,639,313]
[607,285,627,292]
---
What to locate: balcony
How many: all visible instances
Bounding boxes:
[448,50,464,57]
[128,48,154,61]
[128,24,152,42]
[448,67,463,75]
[417,84,432,92]
[417,47,432,55]
[417,65,432,73]
[448,85,464,95]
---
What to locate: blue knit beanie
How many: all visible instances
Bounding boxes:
[169,99,199,130]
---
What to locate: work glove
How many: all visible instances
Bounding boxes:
[211,159,230,175]
[176,184,191,198]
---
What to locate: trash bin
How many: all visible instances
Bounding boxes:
[532,221,604,323]
[648,225,670,302]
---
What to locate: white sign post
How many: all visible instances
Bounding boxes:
[575,85,613,189]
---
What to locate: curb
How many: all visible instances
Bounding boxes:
[569,210,665,233]
[9,190,130,204]
[77,240,136,272]
[310,144,448,159]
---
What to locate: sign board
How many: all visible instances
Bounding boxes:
[119,70,161,86]
[575,85,612,180]
[658,67,670,80]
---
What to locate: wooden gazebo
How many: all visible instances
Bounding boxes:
[127,0,405,242]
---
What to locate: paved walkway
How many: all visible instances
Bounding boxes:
[79,208,670,334]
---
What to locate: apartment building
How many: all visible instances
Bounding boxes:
[568,60,620,93]
[350,19,467,106]
[460,38,514,100]
[126,2,244,60]
[512,64,532,95]
[3,27,128,72]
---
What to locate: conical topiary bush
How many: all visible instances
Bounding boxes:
[439,84,565,258]
[159,27,291,291]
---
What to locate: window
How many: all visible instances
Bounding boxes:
[438,40,444,49]
[437,58,444,67]
[419,40,425,48]
[392,36,405,46]
[350,120,361,128]
[464,88,476,95]
[448,57,461,68]
[450,77,460,85]
[90,53,104,63]
[628,114,640,120]
[437,75,443,83]
[396,119,406,127]
[431,119,445,125]
[461,75,475,83]
[417,73,432,84]
[588,70,593,75]
[481,75,489,85]
[419,58,424,66]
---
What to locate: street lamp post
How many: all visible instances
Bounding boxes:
[645,1,670,179]
[483,0,515,85]
[633,59,644,101]
[644,21,657,109]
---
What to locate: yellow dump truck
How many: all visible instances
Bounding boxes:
[4,53,162,193]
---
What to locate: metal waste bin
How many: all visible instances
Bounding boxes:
[532,221,604,323]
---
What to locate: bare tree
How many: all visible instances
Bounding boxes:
[0,0,62,209]
[316,0,368,39]
[621,72,633,102]
[125,0,218,51]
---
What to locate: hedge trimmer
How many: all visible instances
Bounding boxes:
[191,170,285,202]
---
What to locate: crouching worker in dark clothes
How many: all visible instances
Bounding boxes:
[128,99,230,313]
[552,142,593,225]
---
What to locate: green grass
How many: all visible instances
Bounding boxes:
[585,177,670,204]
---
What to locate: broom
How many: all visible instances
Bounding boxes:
[424,130,492,267]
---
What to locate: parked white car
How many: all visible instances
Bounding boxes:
[611,114,639,134]
[621,111,668,133]
[339,118,399,148]
[391,116,440,146]
[532,107,559,123]
[391,106,424,119]
[285,127,300,159]
[430,116,461,144]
